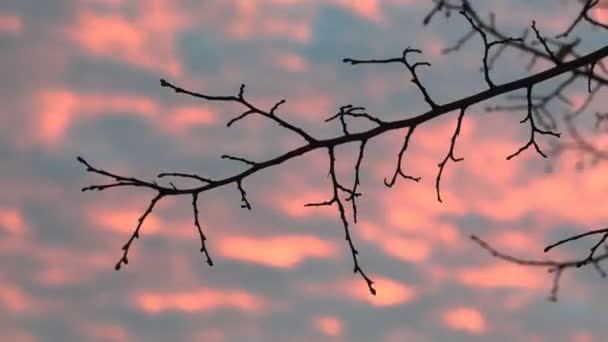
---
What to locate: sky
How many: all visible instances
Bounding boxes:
[1,0,608,341]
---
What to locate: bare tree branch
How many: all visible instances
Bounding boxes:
[79,0,608,296]
[471,235,608,301]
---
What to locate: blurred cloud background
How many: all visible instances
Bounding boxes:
[1,0,608,341]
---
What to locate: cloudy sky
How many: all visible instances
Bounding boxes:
[1,0,608,341]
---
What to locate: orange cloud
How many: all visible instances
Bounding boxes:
[216,234,337,268]
[314,315,343,337]
[0,13,22,35]
[441,306,486,335]
[134,287,265,314]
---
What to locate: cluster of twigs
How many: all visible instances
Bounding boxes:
[79,0,608,299]
[427,0,608,301]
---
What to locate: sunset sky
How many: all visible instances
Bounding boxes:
[1,0,608,341]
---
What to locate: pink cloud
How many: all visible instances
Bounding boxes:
[37,90,78,148]
[380,183,464,247]
[490,2,576,33]
[68,0,189,76]
[381,236,431,263]
[0,283,34,314]
[259,158,343,220]
[77,320,131,342]
[29,245,115,287]
[332,0,383,22]
[192,329,225,342]
[80,95,158,115]
[571,330,594,342]
[34,88,217,149]
[227,4,312,43]
[301,276,417,307]
[593,5,608,23]
[166,106,218,133]
[88,203,211,247]
[358,221,431,263]
[441,306,486,335]
[84,0,124,4]
[216,234,337,268]
[0,13,23,35]
[282,92,333,123]
[456,262,546,290]
[473,158,608,224]
[502,291,536,312]
[314,315,343,337]
[262,17,312,43]
[35,89,158,148]
[373,109,608,248]
[346,276,417,307]
[36,267,85,287]
[134,287,265,314]
[0,331,38,342]
[274,52,309,73]
[486,230,544,255]
[90,207,164,236]
[268,188,337,219]
[0,207,27,235]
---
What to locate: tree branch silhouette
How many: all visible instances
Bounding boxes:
[426,0,608,301]
[79,0,608,298]
[471,235,608,302]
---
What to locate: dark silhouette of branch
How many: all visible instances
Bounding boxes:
[435,107,466,203]
[557,0,608,38]
[505,86,561,160]
[305,146,375,294]
[460,9,523,88]
[472,235,608,301]
[424,0,608,301]
[384,126,420,187]
[192,192,213,266]
[344,47,438,109]
[79,0,608,297]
